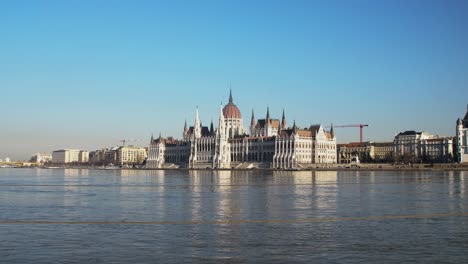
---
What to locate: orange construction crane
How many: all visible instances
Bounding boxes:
[332,124,369,143]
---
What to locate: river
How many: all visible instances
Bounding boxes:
[0,168,467,263]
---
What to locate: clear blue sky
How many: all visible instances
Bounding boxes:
[1,0,468,160]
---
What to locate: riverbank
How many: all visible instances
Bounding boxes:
[3,163,468,171]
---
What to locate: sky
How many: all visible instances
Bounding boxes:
[1,0,468,160]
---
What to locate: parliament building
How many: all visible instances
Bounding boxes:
[147,90,337,169]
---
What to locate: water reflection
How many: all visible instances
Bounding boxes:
[1,168,468,263]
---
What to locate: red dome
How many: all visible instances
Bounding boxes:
[223,102,242,119]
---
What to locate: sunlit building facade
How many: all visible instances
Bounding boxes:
[456,105,468,163]
[147,91,337,169]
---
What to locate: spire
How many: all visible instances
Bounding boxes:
[266,107,271,124]
[195,106,199,124]
[210,119,214,135]
[158,132,162,140]
[293,120,298,133]
[218,103,226,137]
[194,106,201,138]
[184,118,188,132]
[330,123,334,138]
[150,133,154,142]
[464,104,468,121]
[250,109,255,127]
[281,108,286,129]
[229,87,233,104]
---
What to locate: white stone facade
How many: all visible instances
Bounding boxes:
[456,106,468,163]
[147,91,337,169]
[116,146,147,165]
[52,149,88,163]
[394,131,453,163]
[30,153,52,163]
[420,137,454,163]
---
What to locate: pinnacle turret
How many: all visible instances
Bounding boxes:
[281,109,286,129]
[266,107,271,125]
[250,109,255,127]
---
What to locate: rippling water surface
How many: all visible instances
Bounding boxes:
[1,168,467,263]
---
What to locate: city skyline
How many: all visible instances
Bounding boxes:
[2,1,468,160]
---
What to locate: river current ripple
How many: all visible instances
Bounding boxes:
[0,168,467,263]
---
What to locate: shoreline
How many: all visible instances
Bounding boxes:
[3,164,468,172]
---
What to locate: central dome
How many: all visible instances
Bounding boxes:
[222,90,242,119]
[223,102,242,119]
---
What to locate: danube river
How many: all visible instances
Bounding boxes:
[0,168,467,263]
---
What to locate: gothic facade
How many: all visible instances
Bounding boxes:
[147,91,337,169]
[456,105,468,163]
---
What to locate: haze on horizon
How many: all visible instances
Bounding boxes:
[1,0,468,161]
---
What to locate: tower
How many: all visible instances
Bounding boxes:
[183,118,188,139]
[194,107,201,139]
[214,104,230,168]
[222,89,244,138]
[210,119,214,136]
[281,109,286,129]
[457,118,462,162]
[250,109,255,135]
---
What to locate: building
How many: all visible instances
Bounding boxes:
[373,142,394,163]
[394,131,453,163]
[393,131,433,163]
[52,149,89,163]
[147,90,337,169]
[420,137,454,163]
[30,153,52,163]
[337,142,373,163]
[337,141,394,163]
[456,106,468,163]
[89,148,118,165]
[116,146,147,165]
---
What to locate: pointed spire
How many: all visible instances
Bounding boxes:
[150,133,154,142]
[184,118,188,132]
[330,123,334,138]
[266,107,271,124]
[250,109,255,127]
[293,120,298,133]
[218,103,226,137]
[158,132,162,139]
[229,87,233,104]
[281,108,286,129]
[210,119,214,135]
[194,106,201,138]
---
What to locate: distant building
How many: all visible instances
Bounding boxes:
[89,148,118,165]
[372,142,394,162]
[420,137,454,163]
[30,153,52,163]
[147,90,337,169]
[116,146,147,165]
[52,149,89,163]
[394,131,453,163]
[393,131,433,162]
[4,157,10,163]
[337,141,393,163]
[456,105,468,163]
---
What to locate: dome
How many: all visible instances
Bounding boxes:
[222,89,242,119]
[223,102,242,119]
